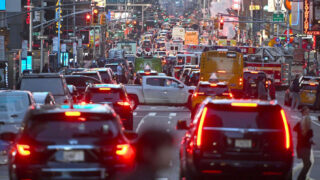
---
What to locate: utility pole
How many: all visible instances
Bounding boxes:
[57,0,61,68]
[73,0,76,66]
[40,0,44,72]
[29,2,33,52]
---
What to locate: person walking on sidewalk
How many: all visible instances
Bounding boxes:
[294,106,314,180]
[291,74,301,111]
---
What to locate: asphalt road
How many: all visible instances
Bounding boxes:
[0,91,319,180]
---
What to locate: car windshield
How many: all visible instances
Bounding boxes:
[106,65,118,72]
[20,78,65,96]
[86,89,123,103]
[0,94,30,121]
[203,106,283,129]
[75,73,99,81]
[27,114,118,141]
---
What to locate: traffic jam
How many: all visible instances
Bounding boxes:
[0,0,319,180]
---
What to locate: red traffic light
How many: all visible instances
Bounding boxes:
[86,14,91,20]
[220,18,224,23]
[219,18,224,30]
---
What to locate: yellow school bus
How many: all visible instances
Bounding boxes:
[200,47,244,97]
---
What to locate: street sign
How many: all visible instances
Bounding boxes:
[33,32,40,36]
[273,13,284,22]
[53,37,59,52]
[37,36,48,40]
[61,44,66,52]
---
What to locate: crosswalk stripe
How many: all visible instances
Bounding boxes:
[148,112,157,116]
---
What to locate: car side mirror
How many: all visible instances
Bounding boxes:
[176,120,189,130]
[178,84,184,88]
[0,132,17,142]
[188,89,194,94]
[124,131,139,140]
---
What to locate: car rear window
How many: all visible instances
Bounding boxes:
[27,114,118,141]
[66,77,100,87]
[86,88,124,103]
[204,106,283,129]
[20,78,65,95]
[0,94,30,121]
[105,65,117,72]
[301,84,318,90]
[75,73,99,81]
[198,85,228,96]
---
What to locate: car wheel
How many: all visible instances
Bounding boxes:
[129,95,138,110]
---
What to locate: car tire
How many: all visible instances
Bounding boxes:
[128,95,139,110]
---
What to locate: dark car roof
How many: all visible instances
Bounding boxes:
[22,73,63,78]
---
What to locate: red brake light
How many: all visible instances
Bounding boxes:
[217,70,226,73]
[197,107,208,147]
[210,84,218,87]
[99,88,111,91]
[239,77,243,86]
[280,109,291,150]
[17,144,31,156]
[116,144,134,160]
[231,103,257,107]
[145,72,150,75]
[65,111,81,117]
[309,83,317,86]
[117,101,131,106]
[193,92,205,97]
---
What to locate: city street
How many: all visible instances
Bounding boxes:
[1,92,319,180]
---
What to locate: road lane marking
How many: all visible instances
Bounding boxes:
[311,119,320,127]
[292,149,315,178]
[148,112,157,116]
[169,113,177,117]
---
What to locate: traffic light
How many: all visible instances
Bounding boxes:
[93,9,99,24]
[86,13,91,24]
[219,18,224,30]
[100,13,106,25]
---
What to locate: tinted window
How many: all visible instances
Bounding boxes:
[27,114,118,141]
[74,73,100,81]
[165,79,180,88]
[204,106,283,129]
[301,84,318,90]
[66,77,100,87]
[198,85,228,96]
[0,94,30,121]
[20,78,64,95]
[105,65,118,72]
[146,78,165,86]
[86,89,124,103]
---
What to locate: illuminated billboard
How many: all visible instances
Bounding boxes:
[0,0,5,11]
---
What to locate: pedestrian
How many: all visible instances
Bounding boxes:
[294,106,314,180]
[313,82,320,110]
[291,74,301,111]
[244,77,252,98]
[121,63,127,84]
[258,77,267,100]
[117,63,123,84]
[269,79,276,100]
[117,129,174,180]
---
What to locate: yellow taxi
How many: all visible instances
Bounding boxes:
[191,81,232,112]
[300,81,318,106]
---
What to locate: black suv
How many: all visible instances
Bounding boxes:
[84,84,134,130]
[177,99,293,180]
[7,104,135,180]
[18,73,72,104]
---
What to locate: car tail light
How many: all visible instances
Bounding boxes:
[197,107,208,147]
[145,72,150,75]
[310,83,317,86]
[217,70,226,73]
[117,101,131,106]
[280,109,291,150]
[210,83,218,87]
[99,88,111,91]
[222,92,233,98]
[231,102,257,107]
[65,111,81,116]
[193,92,205,97]
[17,144,31,156]
[116,144,134,160]
[239,77,243,86]
[202,170,222,174]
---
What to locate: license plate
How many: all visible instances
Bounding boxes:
[235,139,252,148]
[63,151,84,162]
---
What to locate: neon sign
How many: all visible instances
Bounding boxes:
[26,0,30,25]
